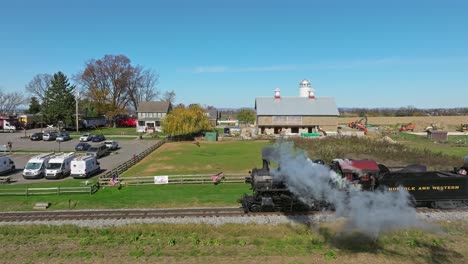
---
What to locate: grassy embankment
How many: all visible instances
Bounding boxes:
[1,221,467,263]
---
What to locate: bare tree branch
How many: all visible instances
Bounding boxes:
[127,67,160,110]
[25,74,52,102]
[162,90,176,104]
[0,90,27,115]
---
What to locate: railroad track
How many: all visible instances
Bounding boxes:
[0,207,466,223]
[0,207,250,222]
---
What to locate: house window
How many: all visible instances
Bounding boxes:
[138,121,145,126]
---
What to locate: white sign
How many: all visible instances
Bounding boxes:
[154,176,169,184]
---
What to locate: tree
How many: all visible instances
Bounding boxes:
[162,104,213,136]
[127,67,160,111]
[237,108,256,125]
[27,97,41,114]
[25,74,52,102]
[76,54,161,125]
[0,90,27,115]
[42,72,76,125]
[162,90,176,104]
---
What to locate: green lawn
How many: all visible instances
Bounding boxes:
[0,183,250,211]
[69,127,141,136]
[122,140,272,176]
[392,133,468,158]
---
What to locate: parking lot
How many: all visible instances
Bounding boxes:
[0,129,159,184]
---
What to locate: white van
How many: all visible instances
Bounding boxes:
[23,152,59,179]
[45,152,76,179]
[0,154,15,175]
[71,155,100,179]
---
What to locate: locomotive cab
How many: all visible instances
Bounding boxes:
[332,159,380,191]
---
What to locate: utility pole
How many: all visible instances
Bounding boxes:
[75,91,80,133]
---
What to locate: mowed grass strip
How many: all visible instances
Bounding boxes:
[122,140,272,176]
[0,183,250,211]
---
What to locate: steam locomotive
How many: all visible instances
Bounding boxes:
[238,158,468,212]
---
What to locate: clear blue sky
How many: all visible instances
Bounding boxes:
[1,0,467,109]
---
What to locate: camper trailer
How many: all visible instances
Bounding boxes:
[45,152,76,179]
[70,155,100,179]
[0,154,15,175]
[22,153,58,179]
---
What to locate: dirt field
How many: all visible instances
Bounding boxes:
[339,116,468,131]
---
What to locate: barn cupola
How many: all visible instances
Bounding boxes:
[299,79,312,97]
[274,88,281,99]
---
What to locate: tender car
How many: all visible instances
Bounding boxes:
[79,133,93,142]
[91,134,106,142]
[86,144,108,158]
[30,132,43,141]
[104,140,119,151]
[43,132,58,141]
[56,133,71,142]
[75,142,91,151]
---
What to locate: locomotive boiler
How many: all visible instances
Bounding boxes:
[239,158,468,212]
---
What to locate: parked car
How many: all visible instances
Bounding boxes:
[43,132,58,141]
[30,132,43,141]
[79,133,93,142]
[75,142,91,151]
[86,144,108,158]
[56,133,71,142]
[91,134,106,142]
[104,140,119,151]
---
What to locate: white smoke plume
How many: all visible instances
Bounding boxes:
[262,141,429,238]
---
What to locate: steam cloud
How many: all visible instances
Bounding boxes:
[262,141,428,238]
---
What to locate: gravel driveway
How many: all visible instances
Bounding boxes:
[0,129,159,184]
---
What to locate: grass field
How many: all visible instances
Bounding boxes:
[1,221,467,263]
[121,140,272,176]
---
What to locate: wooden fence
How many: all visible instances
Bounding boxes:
[99,140,166,184]
[0,183,99,196]
[100,173,247,186]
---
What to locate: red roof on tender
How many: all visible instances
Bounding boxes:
[337,159,380,172]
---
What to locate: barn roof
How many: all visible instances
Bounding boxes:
[255,97,339,116]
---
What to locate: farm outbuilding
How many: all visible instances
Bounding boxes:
[427,130,448,141]
[255,80,339,135]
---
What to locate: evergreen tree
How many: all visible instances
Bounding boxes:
[42,72,76,126]
[28,97,41,114]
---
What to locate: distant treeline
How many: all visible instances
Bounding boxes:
[339,107,468,117]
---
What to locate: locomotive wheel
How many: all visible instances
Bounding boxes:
[250,204,261,212]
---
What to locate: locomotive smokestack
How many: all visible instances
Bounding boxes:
[262,159,269,170]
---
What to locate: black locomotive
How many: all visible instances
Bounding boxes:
[239,158,468,212]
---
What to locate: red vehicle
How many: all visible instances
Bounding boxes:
[115,115,137,127]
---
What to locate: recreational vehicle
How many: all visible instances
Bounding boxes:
[70,155,100,179]
[45,152,76,179]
